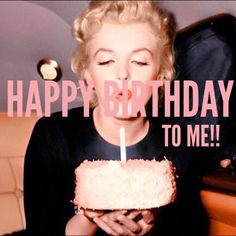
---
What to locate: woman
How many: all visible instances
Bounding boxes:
[24,1,205,235]
[66,1,175,235]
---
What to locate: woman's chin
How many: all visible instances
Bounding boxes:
[99,101,145,119]
[113,114,133,120]
[113,110,141,120]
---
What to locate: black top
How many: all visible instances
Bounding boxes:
[23,107,208,236]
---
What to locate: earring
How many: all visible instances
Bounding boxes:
[159,74,166,81]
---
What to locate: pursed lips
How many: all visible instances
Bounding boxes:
[116,89,132,101]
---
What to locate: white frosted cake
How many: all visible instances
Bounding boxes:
[74,159,176,210]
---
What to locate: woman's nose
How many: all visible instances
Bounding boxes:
[118,75,129,80]
[117,64,130,80]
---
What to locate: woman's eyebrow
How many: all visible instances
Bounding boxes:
[94,47,153,58]
[132,48,153,56]
[94,48,114,57]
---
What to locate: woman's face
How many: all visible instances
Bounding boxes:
[86,22,161,119]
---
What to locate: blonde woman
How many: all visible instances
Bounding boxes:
[24,1,198,236]
[66,1,174,235]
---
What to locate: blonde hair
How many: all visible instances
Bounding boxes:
[71,0,176,106]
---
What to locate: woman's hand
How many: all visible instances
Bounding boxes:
[220,158,231,168]
[65,209,104,236]
[220,157,236,176]
[83,208,104,220]
[93,208,158,235]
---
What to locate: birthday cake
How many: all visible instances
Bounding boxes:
[74,159,176,210]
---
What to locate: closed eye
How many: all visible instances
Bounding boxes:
[132,61,149,66]
[97,60,114,65]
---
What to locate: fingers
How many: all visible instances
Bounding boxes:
[141,210,155,224]
[83,208,104,221]
[94,210,134,235]
[126,210,142,220]
[93,217,118,236]
[137,218,154,235]
[134,210,155,235]
[102,215,134,235]
[117,214,141,233]
[92,209,156,235]
[115,210,154,234]
[220,158,231,168]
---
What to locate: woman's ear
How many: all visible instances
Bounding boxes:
[84,69,92,82]
[84,70,95,88]
[157,74,164,81]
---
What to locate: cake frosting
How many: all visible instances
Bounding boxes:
[74,159,176,210]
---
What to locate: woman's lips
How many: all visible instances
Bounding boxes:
[116,89,132,101]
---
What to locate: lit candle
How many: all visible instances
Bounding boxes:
[120,126,127,162]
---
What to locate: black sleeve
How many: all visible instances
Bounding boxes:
[23,117,74,236]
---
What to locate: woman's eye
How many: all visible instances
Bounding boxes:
[132,61,149,66]
[97,60,114,65]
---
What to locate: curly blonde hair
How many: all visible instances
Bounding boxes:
[71,0,176,106]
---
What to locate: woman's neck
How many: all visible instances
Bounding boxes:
[93,106,149,146]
